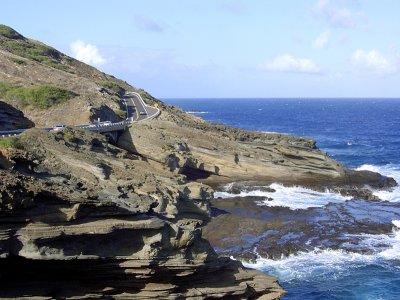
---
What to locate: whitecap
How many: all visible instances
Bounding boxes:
[186,111,209,114]
[214,183,351,210]
[356,164,400,202]
[243,220,400,282]
[378,220,400,260]
[243,249,377,282]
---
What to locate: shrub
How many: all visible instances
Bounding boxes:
[0,27,70,72]
[10,57,27,65]
[63,131,76,142]
[0,82,77,109]
[97,81,125,96]
[0,82,14,96]
[0,136,25,149]
[116,109,126,119]
[0,25,24,40]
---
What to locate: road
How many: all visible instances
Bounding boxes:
[124,92,159,122]
[0,91,160,138]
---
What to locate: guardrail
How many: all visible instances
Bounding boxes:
[77,120,129,133]
[0,91,160,138]
[126,91,161,122]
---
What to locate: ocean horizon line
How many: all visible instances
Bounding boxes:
[161,97,400,100]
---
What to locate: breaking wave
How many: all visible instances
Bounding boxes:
[356,164,400,202]
[215,183,351,210]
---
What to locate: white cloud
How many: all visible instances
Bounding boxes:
[351,49,397,75]
[261,54,323,74]
[312,0,361,28]
[70,40,106,66]
[313,31,330,48]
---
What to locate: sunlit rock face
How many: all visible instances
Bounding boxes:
[0,128,283,299]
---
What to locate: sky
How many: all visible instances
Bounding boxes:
[1,0,400,98]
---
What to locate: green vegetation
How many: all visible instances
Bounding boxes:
[116,109,126,119]
[63,131,76,142]
[0,25,70,72]
[137,88,161,107]
[0,136,25,150]
[10,57,27,65]
[162,144,174,151]
[0,25,24,40]
[0,82,77,109]
[97,81,125,96]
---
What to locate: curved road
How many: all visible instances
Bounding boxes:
[0,91,160,138]
[124,92,160,122]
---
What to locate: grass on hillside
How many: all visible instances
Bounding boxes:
[97,81,125,96]
[0,136,25,150]
[0,25,71,72]
[0,25,24,40]
[0,82,77,109]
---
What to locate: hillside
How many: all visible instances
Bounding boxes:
[0,25,396,299]
[0,24,160,127]
[0,24,286,299]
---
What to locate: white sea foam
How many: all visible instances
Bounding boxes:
[377,220,400,260]
[186,111,209,114]
[215,183,351,210]
[244,220,400,282]
[356,164,400,202]
[244,249,377,282]
[261,131,288,135]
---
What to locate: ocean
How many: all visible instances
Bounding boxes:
[163,98,400,300]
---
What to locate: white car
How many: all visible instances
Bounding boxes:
[139,110,146,115]
[53,124,66,131]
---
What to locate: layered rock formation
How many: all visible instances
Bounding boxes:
[118,107,394,189]
[0,128,284,299]
[203,192,400,261]
[0,24,396,299]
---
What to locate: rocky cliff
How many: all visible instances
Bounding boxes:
[118,106,394,189]
[0,24,396,299]
[0,128,283,299]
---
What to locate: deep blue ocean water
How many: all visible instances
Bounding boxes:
[164,98,400,300]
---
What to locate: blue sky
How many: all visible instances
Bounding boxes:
[1,0,400,98]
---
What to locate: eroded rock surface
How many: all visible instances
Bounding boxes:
[0,128,283,299]
[204,193,400,261]
[118,109,394,189]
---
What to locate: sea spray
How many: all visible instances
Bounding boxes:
[215,183,352,210]
[356,164,400,202]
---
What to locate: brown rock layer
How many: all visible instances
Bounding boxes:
[118,108,395,189]
[0,128,284,299]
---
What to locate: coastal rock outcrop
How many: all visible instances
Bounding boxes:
[0,128,284,299]
[118,109,394,189]
[1,24,397,299]
[203,194,400,260]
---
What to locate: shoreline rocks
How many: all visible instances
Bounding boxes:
[203,184,400,261]
[0,129,284,299]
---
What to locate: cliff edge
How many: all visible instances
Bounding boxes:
[0,128,284,299]
[0,24,395,299]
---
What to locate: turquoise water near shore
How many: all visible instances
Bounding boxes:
[164,98,400,299]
